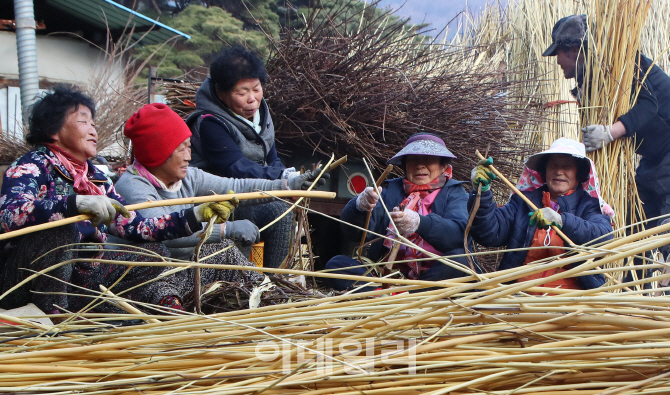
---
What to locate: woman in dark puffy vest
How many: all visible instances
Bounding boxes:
[187,46,327,268]
[187,45,290,180]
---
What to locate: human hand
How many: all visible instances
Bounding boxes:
[356,186,382,212]
[581,124,614,152]
[76,195,130,226]
[194,191,239,223]
[470,157,496,192]
[287,166,331,190]
[528,207,563,229]
[390,207,420,236]
[223,219,261,246]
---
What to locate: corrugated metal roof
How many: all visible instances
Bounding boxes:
[47,0,190,45]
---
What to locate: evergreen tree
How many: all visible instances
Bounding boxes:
[133,5,268,78]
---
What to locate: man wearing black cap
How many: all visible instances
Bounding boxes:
[544,14,670,229]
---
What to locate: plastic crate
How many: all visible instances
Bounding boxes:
[249,242,264,267]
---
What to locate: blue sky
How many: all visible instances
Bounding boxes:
[376,0,491,38]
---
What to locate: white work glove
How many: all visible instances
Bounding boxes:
[223,219,261,246]
[582,124,614,152]
[193,193,239,224]
[528,207,563,230]
[75,195,130,227]
[390,207,420,236]
[355,186,381,212]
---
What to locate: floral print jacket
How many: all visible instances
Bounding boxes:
[0,146,201,249]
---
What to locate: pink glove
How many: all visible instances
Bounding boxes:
[390,207,420,236]
[356,186,381,212]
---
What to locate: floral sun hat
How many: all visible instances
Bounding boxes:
[516,137,615,218]
[387,133,456,166]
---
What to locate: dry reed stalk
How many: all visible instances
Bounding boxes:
[0,190,335,241]
[3,255,670,395]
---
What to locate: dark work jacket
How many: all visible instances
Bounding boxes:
[187,77,285,180]
[467,186,613,289]
[574,54,670,161]
[341,177,475,276]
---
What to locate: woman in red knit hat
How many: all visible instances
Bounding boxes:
[115,103,321,275]
[0,86,238,316]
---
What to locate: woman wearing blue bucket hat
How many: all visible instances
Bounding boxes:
[325,133,478,292]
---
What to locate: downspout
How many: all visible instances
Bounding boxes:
[14,0,39,131]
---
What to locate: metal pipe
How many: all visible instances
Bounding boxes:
[13,0,39,128]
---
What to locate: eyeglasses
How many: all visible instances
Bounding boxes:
[75,120,97,128]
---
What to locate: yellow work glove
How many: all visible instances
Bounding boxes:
[528,207,563,230]
[470,157,496,192]
[194,191,239,223]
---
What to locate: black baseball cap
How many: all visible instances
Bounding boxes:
[543,15,587,57]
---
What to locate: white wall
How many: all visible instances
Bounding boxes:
[0,31,123,85]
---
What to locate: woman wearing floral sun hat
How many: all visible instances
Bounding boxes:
[470,137,614,290]
[326,133,478,292]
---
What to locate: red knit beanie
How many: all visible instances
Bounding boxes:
[124,103,192,167]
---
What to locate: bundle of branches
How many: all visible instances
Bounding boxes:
[261,3,544,181]
[182,276,331,314]
[2,219,670,393]
[162,81,199,119]
[87,31,152,159]
[0,133,30,163]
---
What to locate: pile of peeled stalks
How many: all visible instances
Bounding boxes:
[2,218,670,394]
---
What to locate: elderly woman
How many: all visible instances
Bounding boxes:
[115,103,320,270]
[186,46,327,267]
[0,86,234,314]
[470,138,614,290]
[325,134,475,291]
[188,45,293,180]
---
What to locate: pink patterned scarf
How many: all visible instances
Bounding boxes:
[45,144,105,196]
[132,159,163,189]
[384,168,452,279]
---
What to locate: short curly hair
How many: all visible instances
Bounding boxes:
[26,85,96,146]
[209,46,267,93]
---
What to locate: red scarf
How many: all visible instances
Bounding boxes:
[45,144,105,196]
[385,167,452,279]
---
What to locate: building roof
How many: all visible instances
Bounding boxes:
[47,0,190,45]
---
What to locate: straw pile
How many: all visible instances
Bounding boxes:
[2,217,670,394]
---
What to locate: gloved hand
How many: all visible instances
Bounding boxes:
[287,166,331,190]
[223,219,260,246]
[470,157,496,192]
[280,167,301,180]
[582,124,614,152]
[528,207,563,229]
[390,207,420,236]
[356,186,382,212]
[75,195,130,227]
[194,191,239,223]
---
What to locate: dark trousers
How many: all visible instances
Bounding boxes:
[636,153,670,228]
[0,225,179,313]
[233,201,293,269]
[624,154,670,286]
